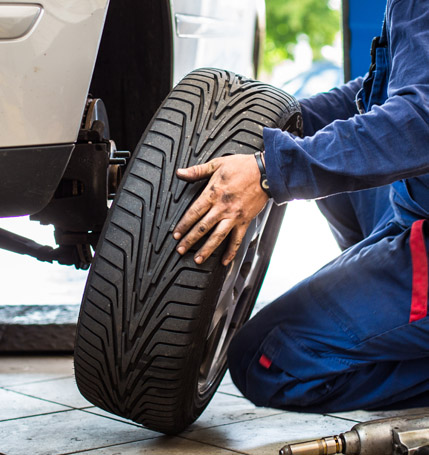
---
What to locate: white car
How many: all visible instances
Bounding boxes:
[0,0,264,263]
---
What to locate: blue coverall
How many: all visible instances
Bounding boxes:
[227,0,429,411]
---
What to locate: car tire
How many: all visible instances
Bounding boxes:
[74,68,302,434]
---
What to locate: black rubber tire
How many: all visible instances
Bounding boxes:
[74,68,302,434]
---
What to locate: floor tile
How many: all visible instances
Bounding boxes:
[0,388,68,421]
[185,392,283,432]
[6,377,91,408]
[0,409,160,455]
[217,382,243,397]
[328,406,429,422]
[0,355,73,387]
[4,354,428,455]
[185,412,355,455]
[68,436,241,455]
[220,370,233,386]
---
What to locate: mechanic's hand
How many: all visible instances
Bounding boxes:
[173,154,269,266]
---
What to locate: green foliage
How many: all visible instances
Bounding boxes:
[264,0,340,72]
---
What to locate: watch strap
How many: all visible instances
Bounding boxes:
[254,151,272,198]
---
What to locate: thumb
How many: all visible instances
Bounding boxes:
[176,159,220,182]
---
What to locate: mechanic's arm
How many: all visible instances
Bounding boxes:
[265,0,429,203]
[173,154,268,266]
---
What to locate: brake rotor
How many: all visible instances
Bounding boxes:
[83,98,110,139]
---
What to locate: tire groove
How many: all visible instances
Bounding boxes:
[115,203,141,220]
[108,219,136,261]
[86,292,111,316]
[91,269,121,367]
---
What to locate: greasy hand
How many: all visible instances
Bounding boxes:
[173,154,269,266]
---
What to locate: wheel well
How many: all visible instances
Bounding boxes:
[89,0,174,152]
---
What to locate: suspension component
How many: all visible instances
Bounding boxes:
[28,98,129,268]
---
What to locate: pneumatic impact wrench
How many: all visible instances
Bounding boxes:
[280,414,429,455]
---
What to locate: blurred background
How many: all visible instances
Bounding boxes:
[0,0,343,308]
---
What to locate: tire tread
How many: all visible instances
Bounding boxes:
[75,68,301,433]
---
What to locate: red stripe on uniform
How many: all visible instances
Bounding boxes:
[259,354,272,369]
[409,219,428,323]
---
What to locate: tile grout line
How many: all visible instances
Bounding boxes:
[216,391,246,399]
[0,408,74,424]
[324,413,362,424]
[78,408,149,429]
[0,386,80,410]
[177,434,249,455]
[0,374,74,389]
[1,385,102,413]
[57,436,185,455]
[182,409,290,435]
[58,440,158,455]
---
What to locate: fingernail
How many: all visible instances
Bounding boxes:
[195,255,203,264]
[173,232,181,240]
[177,246,185,255]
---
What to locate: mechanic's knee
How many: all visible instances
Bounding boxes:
[227,297,320,409]
[228,326,328,410]
[228,341,288,408]
[227,325,288,408]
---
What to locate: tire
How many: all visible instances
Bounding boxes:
[74,68,302,434]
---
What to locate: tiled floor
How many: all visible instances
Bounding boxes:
[1,356,427,455]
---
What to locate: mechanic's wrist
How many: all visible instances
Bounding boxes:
[254,151,272,198]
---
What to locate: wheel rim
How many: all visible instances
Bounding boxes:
[197,200,274,396]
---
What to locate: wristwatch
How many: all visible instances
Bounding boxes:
[254,151,272,198]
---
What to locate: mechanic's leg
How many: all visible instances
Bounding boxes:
[228,220,429,412]
[316,185,391,250]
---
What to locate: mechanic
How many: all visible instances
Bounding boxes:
[173,0,429,412]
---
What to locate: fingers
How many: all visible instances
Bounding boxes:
[176,159,220,182]
[175,208,228,256]
[178,218,234,264]
[221,224,248,266]
[195,219,234,264]
[176,217,248,267]
[173,193,212,241]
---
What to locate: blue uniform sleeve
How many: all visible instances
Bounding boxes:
[265,0,429,203]
[300,77,363,136]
